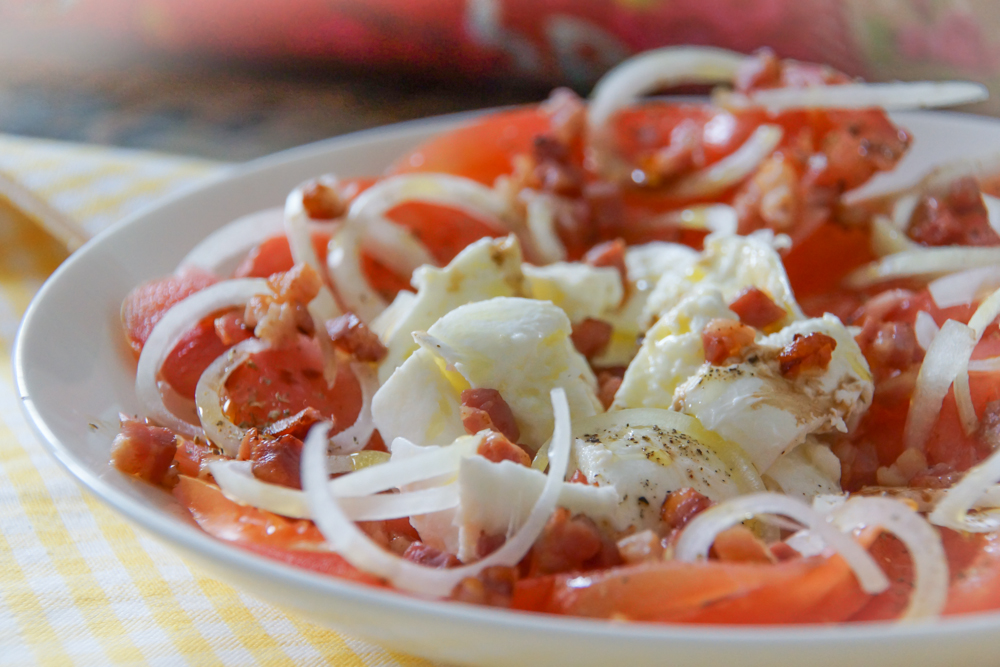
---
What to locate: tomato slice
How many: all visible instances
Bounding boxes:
[224,336,362,432]
[174,475,383,585]
[388,106,551,185]
[159,315,230,399]
[121,268,218,355]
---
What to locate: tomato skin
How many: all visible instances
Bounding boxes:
[234,232,332,279]
[389,107,551,185]
[159,315,230,399]
[174,475,383,585]
[224,336,361,432]
[122,268,218,355]
[784,222,875,302]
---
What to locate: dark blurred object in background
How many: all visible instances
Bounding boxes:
[1,0,998,159]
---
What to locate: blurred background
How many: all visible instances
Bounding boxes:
[2,0,999,161]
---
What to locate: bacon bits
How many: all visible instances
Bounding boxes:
[908,177,1000,247]
[570,318,613,359]
[583,238,628,290]
[111,418,178,486]
[778,332,838,378]
[476,431,531,467]
[245,264,322,346]
[326,313,387,362]
[701,318,756,365]
[595,367,625,410]
[660,487,712,531]
[263,406,325,441]
[451,566,519,608]
[301,181,346,220]
[240,428,304,489]
[728,287,786,329]
[461,388,520,443]
[403,542,460,568]
[529,508,621,576]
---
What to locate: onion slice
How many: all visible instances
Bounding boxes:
[913,310,939,351]
[328,362,379,454]
[930,445,1000,533]
[301,387,573,597]
[327,223,388,323]
[903,319,976,451]
[953,288,1000,434]
[832,497,947,620]
[844,247,1000,289]
[135,278,271,437]
[716,80,987,113]
[664,125,783,199]
[674,492,889,595]
[208,459,459,521]
[177,207,285,277]
[522,191,568,263]
[969,357,1000,373]
[195,337,269,456]
[929,267,1000,309]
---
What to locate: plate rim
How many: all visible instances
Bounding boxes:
[14,107,1000,659]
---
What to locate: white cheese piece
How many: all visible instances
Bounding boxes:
[762,437,842,502]
[522,262,623,322]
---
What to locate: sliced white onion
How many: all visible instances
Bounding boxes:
[969,357,1000,373]
[674,492,889,595]
[832,497,947,620]
[587,46,744,133]
[717,80,987,113]
[327,223,388,323]
[328,362,378,454]
[870,214,918,257]
[844,247,1000,289]
[664,125,783,199]
[953,288,1000,434]
[301,387,573,597]
[903,319,976,451]
[208,459,459,521]
[984,194,1000,236]
[671,204,738,236]
[195,337,269,456]
[349,174,514,236]
[177,207,285,277]
[522,191,568,263]
[361,215,437,276]
[844,151,1000,209]
[929,267,1000,308]
[331,436,481,497]
[136,278,271,437]
[913,310,939,351]
[930,446,1000,533]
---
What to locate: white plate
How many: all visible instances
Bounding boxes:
[15,109,1000,667]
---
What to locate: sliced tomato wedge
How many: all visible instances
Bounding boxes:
[121,268,218,355]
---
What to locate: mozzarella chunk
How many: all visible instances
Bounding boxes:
[522,262,623,322]
[570,408,764,532]
[762,437,842,502]
[643,231,802,329]
[419,297,601,450]
[593,242,700,367]
[672,314,873,473]
[453,456,619,562]
[612,289,738,410]
[370,351,467,449]
[376,235,526,383]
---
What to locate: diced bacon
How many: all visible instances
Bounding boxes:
[359,518,419,555]
[240,428,304,490]
[450,566,519,608]
[568,470,590,485]
[173,438,215,479]
[403,542,460,568]
[583,238,628,289]
[616,529,665,565]
[476,532,507,559]
[301,180,346,220]
[531,135,585,196]
[476,431,531,467]
[908,176,1000,247]
[858,321,922,379]
[268,263,322,304]
[461,388,520,443]
[728,286,786,329]
[213,310,252,346]
[325,313,387,362]
[263,407,325,441]
[734,48,782,92]
[111,418,179,487]
[701,318,756,365]
[541,87,586,147]
[570,318,613,359]
[595,366,626,410]
[778,332,838,378]
[711,526,774,563]
[528,508,621,576]
[245,264,321,347]
[660,487,712,531]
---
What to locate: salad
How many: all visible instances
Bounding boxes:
[110,46,1000,624]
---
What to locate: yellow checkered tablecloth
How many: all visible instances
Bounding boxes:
[0,135,433,666]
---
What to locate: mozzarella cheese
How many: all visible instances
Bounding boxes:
[762,437,842,502]
[374,235,526,383]
[522,262,623,323]
[612,289,738,410]
[672,314,873,473]
[570,408,764,532]
[372,296,601,452]
[643,230,802,329]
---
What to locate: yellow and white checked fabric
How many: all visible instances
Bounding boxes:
[0,134,434,666]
